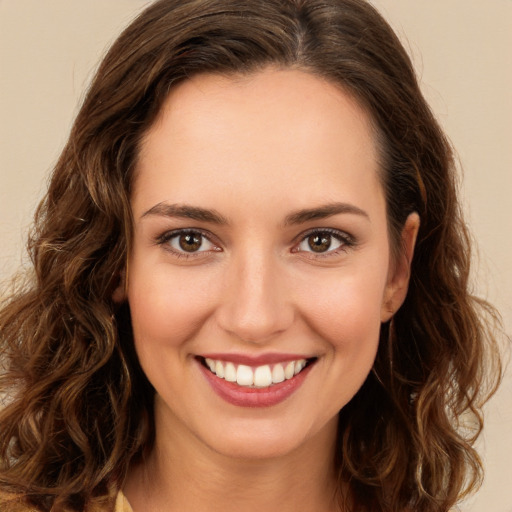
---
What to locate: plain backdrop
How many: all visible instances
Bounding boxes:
[0,1,511,510]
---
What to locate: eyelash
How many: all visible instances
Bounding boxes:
[292,228,355,258]
[156,228,355,259]
[156,229,221,259]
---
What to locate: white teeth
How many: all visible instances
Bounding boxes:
[236,365,254,386]
[204,358,309,388]
[284,361,295,380]
[271,363,285,383]
[224,362,237,382]
[215,360,224,379]
[254,365,272,387]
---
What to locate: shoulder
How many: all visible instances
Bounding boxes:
[112,491,133,512]
[87,492,131,512]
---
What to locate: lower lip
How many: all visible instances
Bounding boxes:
[198,361,314,408]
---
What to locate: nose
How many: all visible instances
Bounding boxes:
[215,250,294,344]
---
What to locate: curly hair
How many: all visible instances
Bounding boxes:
[0,0,503,511]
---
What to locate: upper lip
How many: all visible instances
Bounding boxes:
[198,352,316,366]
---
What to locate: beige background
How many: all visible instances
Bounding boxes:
[0,1,510,510]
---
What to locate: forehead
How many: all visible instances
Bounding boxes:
[134,68,383,219]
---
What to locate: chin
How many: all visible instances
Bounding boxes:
[195,413,339,462]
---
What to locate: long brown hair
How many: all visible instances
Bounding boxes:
[0,1,502,511]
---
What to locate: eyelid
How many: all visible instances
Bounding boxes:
[155,226,355,259]
[156,228,222,257]
[292,227,356,255]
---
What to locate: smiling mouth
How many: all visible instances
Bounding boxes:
[198,357,317,388]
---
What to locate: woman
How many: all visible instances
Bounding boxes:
[0,0,503,511]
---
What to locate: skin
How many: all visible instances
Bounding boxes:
[119,68,419,512]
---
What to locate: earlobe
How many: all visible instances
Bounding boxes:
[381,212,420,322]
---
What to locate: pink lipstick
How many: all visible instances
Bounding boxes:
[196,354,316,407]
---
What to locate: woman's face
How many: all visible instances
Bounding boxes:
[124,68,417,461]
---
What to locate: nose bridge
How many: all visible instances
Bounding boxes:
[217,246,293,343]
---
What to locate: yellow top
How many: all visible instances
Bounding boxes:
[0,491,133,512]
[113,492,133,512]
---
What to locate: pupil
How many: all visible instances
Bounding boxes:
[179,233,202,252]
[309,234,331,253]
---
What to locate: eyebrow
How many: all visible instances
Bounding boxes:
[141,201,369,226]
[141,202,229,224]
[284,202,370,226]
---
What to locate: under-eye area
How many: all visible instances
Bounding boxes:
[197,356,318,388]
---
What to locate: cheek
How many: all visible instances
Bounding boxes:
[297,264,387,352]
[297,269,386,410]
[127,262,220,349]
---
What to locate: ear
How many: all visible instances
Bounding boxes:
[381,212,420,322]
[112,269,127,303]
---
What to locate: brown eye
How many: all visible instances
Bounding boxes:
[295,230,348,255]
[179,233,202,252]
[307,233,332,253]
[162,230,217,255]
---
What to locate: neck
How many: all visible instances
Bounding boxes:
[124,408,342,512]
